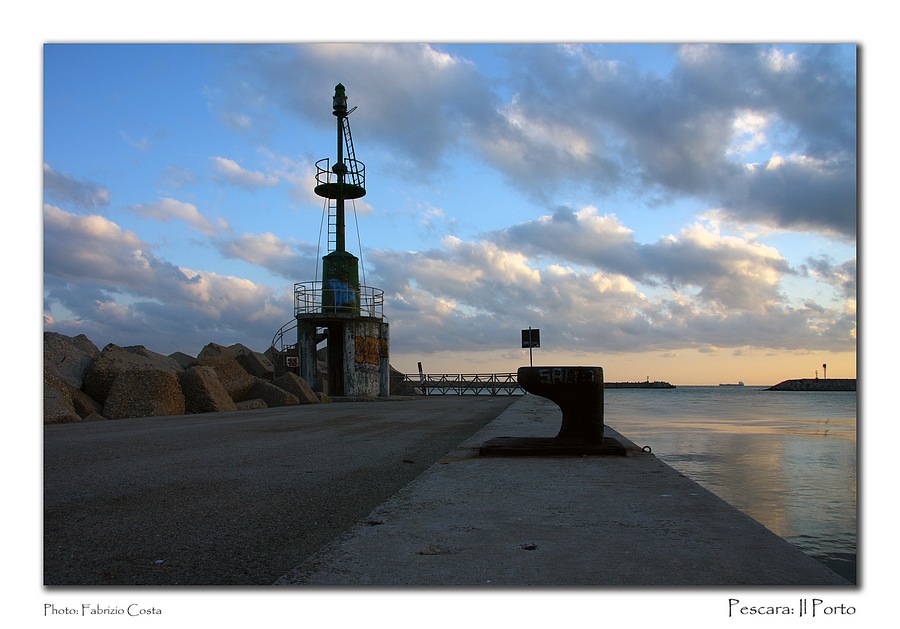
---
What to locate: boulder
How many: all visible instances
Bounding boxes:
[195,354,256,401]
[83,344,182,405]
[168,351,197,370]
[235,353,275,380]
[197,342,229,360]
[44,372,81,424]
[197,341,274,379]
[241,378,300,408]
[179,365,237,413]
[44,371,104,424]
[102,369,186,420]
[228,343,275,380]
[273,372,320,404]
[71,386,103,418]
[44,332,100,389]
[236,399,267,411]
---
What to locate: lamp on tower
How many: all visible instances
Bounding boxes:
[332,83,348,115]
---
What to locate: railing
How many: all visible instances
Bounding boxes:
[401,373,525,396]
[314,157,366,198]
[271,319,297,353]
[294,281,385,320]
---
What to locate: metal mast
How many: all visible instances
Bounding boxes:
[314,83,366,314]
[315,83,366,253]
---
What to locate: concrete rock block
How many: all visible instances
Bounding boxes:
[103,369,186,420]
[179,365,238,413]
[273,372,320,404]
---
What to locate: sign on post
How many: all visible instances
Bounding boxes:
[521,328,540,348]
[522,328,540,366]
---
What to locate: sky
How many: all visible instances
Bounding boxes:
[41,42,858,385]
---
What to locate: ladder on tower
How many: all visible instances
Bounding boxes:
[342,116,363,188]
[326,198,338,252]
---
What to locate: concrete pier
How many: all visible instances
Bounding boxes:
[44,394,849,587]
[277,395,850,586]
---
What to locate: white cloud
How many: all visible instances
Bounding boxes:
[215,232,318,280]
[210,156,279,189]
[128,198,218,236]
[729,109,772,156]
[763,48,800,73]
[489,205,796,312]
[368,224,852,358]
[43,205,289,354]
[223,43,855,237]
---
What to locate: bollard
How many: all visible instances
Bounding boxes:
[479,366,626,456]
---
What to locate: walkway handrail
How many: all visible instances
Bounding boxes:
[271,319,297,352]
[401,373,525,396]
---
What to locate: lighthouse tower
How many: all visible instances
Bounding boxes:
[290,84,389,397]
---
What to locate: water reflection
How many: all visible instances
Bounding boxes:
[606,386,857,583]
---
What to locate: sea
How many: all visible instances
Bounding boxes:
[603,385,857,584]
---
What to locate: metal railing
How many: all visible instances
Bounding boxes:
[314,157,366,195]
[294,281,385,319]
[271,319,296,353]
[401,373,525,396]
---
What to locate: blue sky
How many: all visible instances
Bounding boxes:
[42,42,858,384]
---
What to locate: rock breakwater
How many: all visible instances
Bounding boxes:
[766,378,856,392]
[605,381,675,389]
[43,331,411,424]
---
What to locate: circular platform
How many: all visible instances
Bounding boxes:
[314,182,366,200]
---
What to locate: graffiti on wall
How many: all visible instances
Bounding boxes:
[355,336,388,372]
[327,276,357,308]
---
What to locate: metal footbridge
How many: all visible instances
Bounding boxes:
[398,372,525,396]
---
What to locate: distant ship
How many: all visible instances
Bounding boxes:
[719,381,744,386]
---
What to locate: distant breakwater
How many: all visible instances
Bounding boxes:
[605,381,675,389]
[766,378,856,392]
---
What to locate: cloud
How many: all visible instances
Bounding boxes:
[366,229,853,358]
[723,153,857,238]
[224,43,496,172]
[42,200,855,361]
[487,205,793,310]
[44,204,170,288]
[485,44,855,235]
[43,163,110,211]
[128,197,219,236]
[803,254,857,301]
[210,156,279,189]
[43,205,289,354]
[214,232,319,280]
[220,43,855,238]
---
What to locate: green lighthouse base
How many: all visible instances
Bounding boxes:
[321,250,360,315]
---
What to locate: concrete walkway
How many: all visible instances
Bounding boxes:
[43,396,516,585]
[277,395,850,586]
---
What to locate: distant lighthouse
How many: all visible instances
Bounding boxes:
[273,84,390,397]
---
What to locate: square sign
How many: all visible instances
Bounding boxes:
[521,328,541,348]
